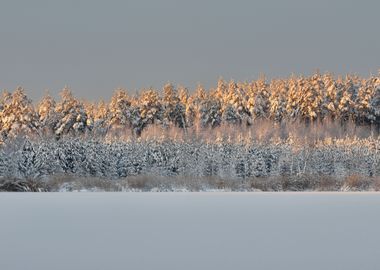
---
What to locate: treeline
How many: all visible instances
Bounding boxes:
[1,137,379,184]
[0,72,380,141]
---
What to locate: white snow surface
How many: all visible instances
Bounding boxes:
[0,193,379,270]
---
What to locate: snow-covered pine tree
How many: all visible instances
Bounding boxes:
[178,85,193,128]
[251,77,270,120]
[54,138,85,174]
[0,147,9,178]
[38,93,57,137]
[128,103,144,137]
[54,87,88,138]
[91,100,111,137]
[355,78,376,125]
[286,76,302,120]
[298,74,323,122]
[83,101,96,132]
[222,104,240,125]
[221,81,245,125]
[108,89,132,135]
[188,84,207,128]
[0,91,13,142]
[337,76,357,123]
[0,87,40,139]
[199,91,222,128]
[370,78,380,129]
[215,78,227,101]
[322,73,341,120]
[162,83,186,128]
[139,88,163,126]
[33,140,61,177]
[16,139,39,179]
[268,79,287,122]
[79,140,102,177]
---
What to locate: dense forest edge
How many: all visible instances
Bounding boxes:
[0,72,379,191]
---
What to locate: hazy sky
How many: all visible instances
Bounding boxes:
[1,0,379,101]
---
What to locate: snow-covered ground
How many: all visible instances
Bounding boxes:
[0,193,379,270]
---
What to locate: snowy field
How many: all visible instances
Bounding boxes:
[0,193,379,270]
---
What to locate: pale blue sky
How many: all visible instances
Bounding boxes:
[0,0,379,101]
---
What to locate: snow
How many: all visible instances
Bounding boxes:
[0,193,379,270]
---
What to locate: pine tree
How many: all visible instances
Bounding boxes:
[188,84,207,127]
[18,139,35,178]
[286,76,302,119]
[221,81,246,125]
[0,87,40,139]
[370,79,380,128]
[337,77,357,123]
[108,88,131,128]
[92,100,110,137]
[0,91,12,142]
[178,85,193,127]
[299,74,323,122]
[162,83,186,128]
[199,96,222,128]
[324,74,341,120]
[38,93,57,136]
[251,77,270,119]
[268,79,287,122]
[139,88,163,126]
[356,78,376,125]
[0,148,9,177]
[54,87,88,138]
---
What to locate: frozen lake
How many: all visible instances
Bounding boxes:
[0,193,379,270]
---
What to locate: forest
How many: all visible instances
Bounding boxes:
[0,73,379,191]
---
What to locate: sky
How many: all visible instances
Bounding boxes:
[0,0,379,102]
